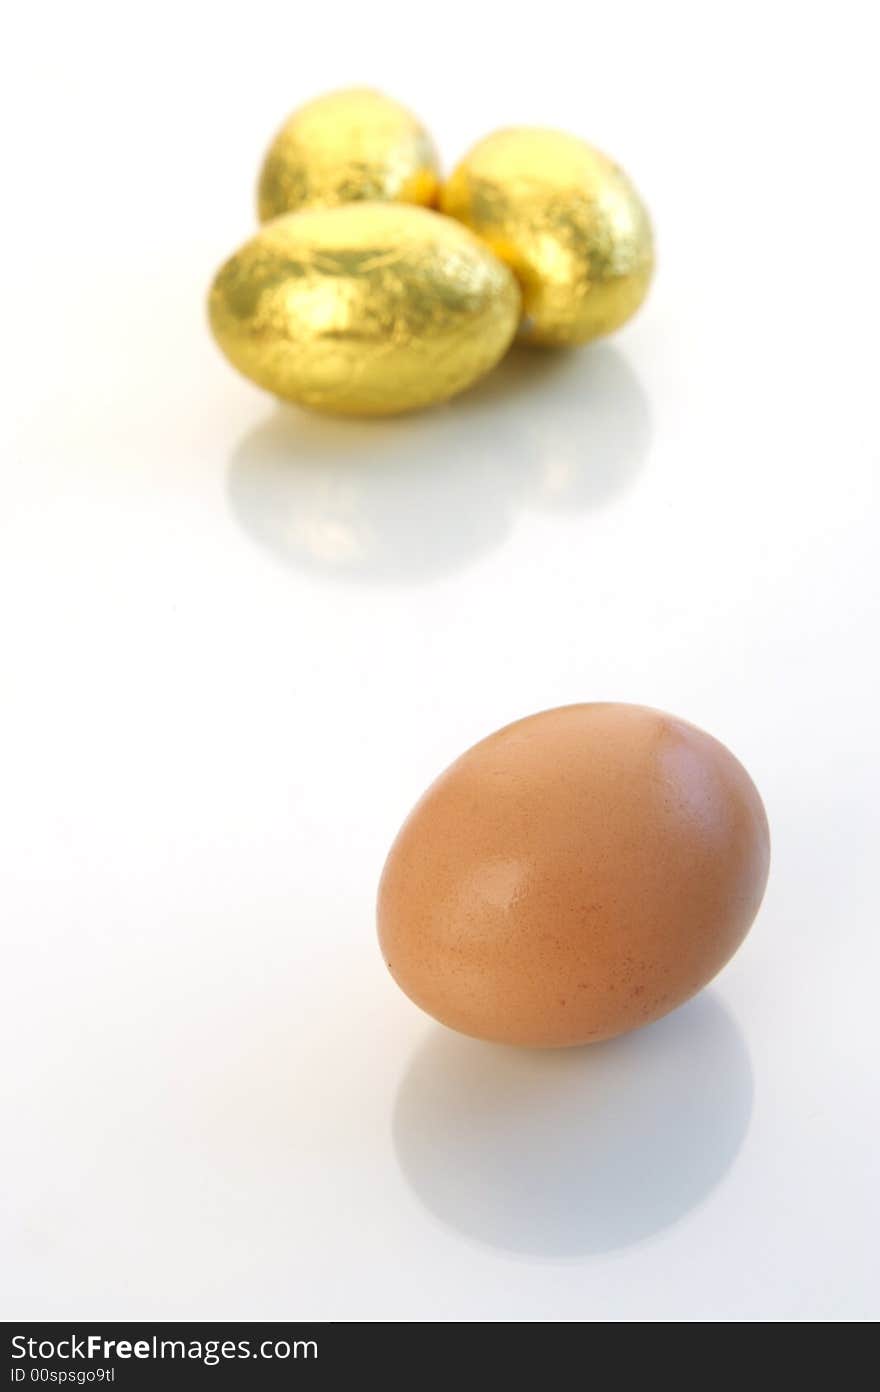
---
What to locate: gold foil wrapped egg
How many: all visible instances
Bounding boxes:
[208,203,521,415]
[257,87,440,222]
[441,128,654,347]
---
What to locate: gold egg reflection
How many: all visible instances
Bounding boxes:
[226,347,650,583]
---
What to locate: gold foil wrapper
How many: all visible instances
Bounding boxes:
[208,203,521,416]
[257,87,440,222]
[441,128,653,346]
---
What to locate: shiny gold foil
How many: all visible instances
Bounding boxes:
[441,128,653,346]
[257,88,440,222]
[208,203,521,416]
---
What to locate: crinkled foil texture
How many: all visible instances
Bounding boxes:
[209,204,521,415]
[257,87,440,221]
[441,128,653,346]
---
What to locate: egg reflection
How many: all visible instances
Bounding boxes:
[509,346,651,512]
[393,994,753,1255]
[226,346,650,584]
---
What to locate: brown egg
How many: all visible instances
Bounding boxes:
[378,704,770,1047]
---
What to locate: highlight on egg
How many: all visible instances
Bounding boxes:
[440,127,654,346]
[207,203,521,416]
[257,87,440,222]
[378,703,769,1047]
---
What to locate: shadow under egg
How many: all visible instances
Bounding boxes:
[392,992,753,1258]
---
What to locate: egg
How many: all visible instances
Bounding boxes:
[440,128,654,346]
[378,704,769,1047]
[208,204,521,415]
[257,87,440,222]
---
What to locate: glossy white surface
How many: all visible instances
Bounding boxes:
[2,0,878,1323]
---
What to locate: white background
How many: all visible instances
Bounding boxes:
[2,0,878,1323]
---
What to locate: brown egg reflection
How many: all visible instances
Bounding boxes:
[393,994,753,1255]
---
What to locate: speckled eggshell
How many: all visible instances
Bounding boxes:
[378,704,770,1047]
